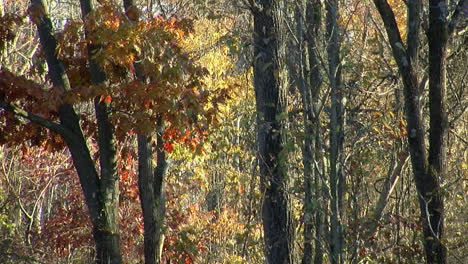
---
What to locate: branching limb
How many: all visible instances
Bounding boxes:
[0,100,67,136]
[448,0,467,37]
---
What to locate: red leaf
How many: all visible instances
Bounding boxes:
[163,142,173,152]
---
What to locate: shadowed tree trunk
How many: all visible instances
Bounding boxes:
[293,0,323,263]
[78,0,122,263]
[425,0,450,262]
[6,1,125,263]
[372,0,464,262]
[251,0,294,263]
[137,123,167,264]
[122,2,168,263]
[326,0,345,263]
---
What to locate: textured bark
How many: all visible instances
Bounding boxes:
[123,2,167,263]
[79,0,122,263]
[326,0,345,263]
[137,119,167,264]
[295,1,323,264]
[252,0,293,263]
[372,0,456,263]
[137,135,166,264]
[426,0,449,262]
[26,1,122,263]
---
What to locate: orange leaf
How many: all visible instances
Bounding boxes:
[102,95,112,104]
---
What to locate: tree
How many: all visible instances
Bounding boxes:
[325,0,345,263]
[122,1,168,263]
[0,1,222,263]
[250,0,294,263]
[372,0,466,262]
[292,1,324,264]
[0,0,123,263]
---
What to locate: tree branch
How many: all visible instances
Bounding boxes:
[373,0,410,73]
[448,0,467,37]
[0,99,68,136]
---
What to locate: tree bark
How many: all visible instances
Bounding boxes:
[372,0,459,263]
[325,0,345,263]
[252,0,293,263]
[79,0,122,263]
[294,1,323,263]
[137,119,167,264]
[426,0,449,262]
[29,1,122,263]
[122,2,168,263]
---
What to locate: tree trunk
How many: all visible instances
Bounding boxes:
[122,2,168,263]
[425,0,448,262]
[30,1,122,263]
[137,118,167,264]
[372,0,453,263]
[326,0,345,263]
[307,2,325,264]
[294,1,323,263]
[79,0,122,263]
[366,152,408,239]
[252,0,293,263]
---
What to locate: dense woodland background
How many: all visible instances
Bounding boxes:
[0,0,466,263]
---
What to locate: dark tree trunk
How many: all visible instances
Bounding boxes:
[122,2,168,263]
[252,0,293,263]
[79,0,122,263]
[425,0,449,262]
[326,0,345,263]
[137,119,167,264]
[30,1,122,263]
[372,0,455,263]
[295,1,323,264]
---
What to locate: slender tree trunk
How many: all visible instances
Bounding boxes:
[306,3,325,264]
[295,1,323,263]
[326,0,345,263]
[252,0,293,263]
[296,5,314,262]
[137,118,167,264]
[79,0,122,263]
[366,152,408,239]
[372,0,458,263]
[122,2,168,263]
[425,0,448,262]
[30,1,122,263]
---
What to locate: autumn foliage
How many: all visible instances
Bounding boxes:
[1,0,466,264]
[0,1,228,153]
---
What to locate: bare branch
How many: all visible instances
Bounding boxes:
[0,99,67,136]
[448,0,467,37]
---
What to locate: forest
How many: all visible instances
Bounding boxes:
[0,0,466,263]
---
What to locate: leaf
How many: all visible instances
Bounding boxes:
[163,142,174,152]
[101,95,112,104]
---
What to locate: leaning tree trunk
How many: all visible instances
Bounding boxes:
[371,0,461,263]
[29,1,122,263]
[252,0,294,263]
[326,0,345,263]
